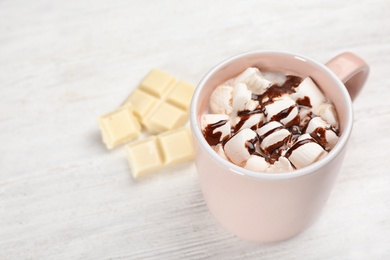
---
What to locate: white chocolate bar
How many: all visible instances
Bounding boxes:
[125,128,194,178]
[157,127,194,166]
[166,81,195,111]
[143,102,189,134]
[98,105,141,149]
[125,89,160,120]
[139,68,176,98]
[125,136,164,178]
[124,69,195,134]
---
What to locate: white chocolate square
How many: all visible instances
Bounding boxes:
[125,128,194,179]
[157,128,194,166]
[143,102,188,134]
[121,69,193,134]
[166,81,195,110]
[139,68,176,98]
[125,136,164,178]
[98,106,141,149]
[125,89,160,120]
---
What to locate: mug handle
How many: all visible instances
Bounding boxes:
[325,52,370,101]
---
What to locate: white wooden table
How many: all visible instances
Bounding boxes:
[1,0,389,259]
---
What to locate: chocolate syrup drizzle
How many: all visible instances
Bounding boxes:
[245,138,258,154]
[233,115,251,132]
[296,96,312,107]
[285,138,316,159]
[257,125,285,141]
[203,120,228,146]
[252,75,303,109]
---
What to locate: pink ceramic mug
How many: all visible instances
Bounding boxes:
[190,51,369,243]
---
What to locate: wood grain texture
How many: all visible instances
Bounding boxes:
[1,0,389,259]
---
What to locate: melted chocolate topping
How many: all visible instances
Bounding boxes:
[270,105,295,122]
[203,120,228,146]
[258,125,285,141]
[237,109,263,116]
[245,138,258,154]
[234,115,251,132]
[285,138,316,159]
[296,96,312,107]
[252,75,302,109]
[288,125,302,140]
[310,127,327,149]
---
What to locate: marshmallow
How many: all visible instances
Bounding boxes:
[313,103,339,128]
[262,71,287,85]
[298,106,313,129]
[290,77,325,110]
[244,155,270,172]
[232,83,257,112]
[201,114,231,145]
[266,156,294,173]
[257,122,291,154]
[209,85,233,115]
[264,96,298,126]
[213,144,229,161]
[232,113,264,132]
[257,121,283,137]
[234,67,272,95]
[223,128,257,166]
[286,134,328,169]
[305,117,339,150]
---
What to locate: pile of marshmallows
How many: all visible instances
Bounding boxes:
[201,67,340,173]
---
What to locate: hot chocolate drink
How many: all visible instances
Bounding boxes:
[201,67,340,172]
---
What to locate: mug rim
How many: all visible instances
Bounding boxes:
[190,50,354,180]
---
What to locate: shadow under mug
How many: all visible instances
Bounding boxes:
[190,51,369,243]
